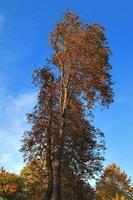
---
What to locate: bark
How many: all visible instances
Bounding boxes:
[51,158,61,200]
[44,175,53,200]
[44,93,53,200]
[44,136,53,200]
[51,118,64,200]
[51,67,68,200]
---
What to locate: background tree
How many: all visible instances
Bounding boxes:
[0,167,23,200]
[96,163,133,200]
[21,11,113,200]
[20,160,47,200]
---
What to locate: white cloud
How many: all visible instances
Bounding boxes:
[0,91,37,174]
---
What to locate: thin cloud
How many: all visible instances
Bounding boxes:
[0,91,37,173]
[0,153,12,164]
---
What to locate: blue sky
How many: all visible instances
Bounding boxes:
[0,0,133,178]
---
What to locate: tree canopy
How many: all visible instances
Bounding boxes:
[96,163,133,200]
[21,11,113,200]
[0,168,23,200]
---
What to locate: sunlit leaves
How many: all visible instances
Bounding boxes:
[96,163,133,200]
[0,168,23,200]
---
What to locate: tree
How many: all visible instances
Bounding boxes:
[21,11,113,200]
[0,167,23,200]
[49,11,113,200]
[96,163,133,200]
[20,160,47,200]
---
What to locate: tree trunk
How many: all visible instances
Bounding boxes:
[51,158,61,200]
[44,136,53,200]
[44,171,53,200]
[51,118,64,200]
[51,72,68,200]
[44,94,53,200]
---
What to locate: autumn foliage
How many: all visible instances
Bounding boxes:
[96,163,133,200]
[20,11,113,200]
[20,160,47,200]
[0,168,23,200]
[1,163,133,200]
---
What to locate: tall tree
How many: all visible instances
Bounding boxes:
[49,11,113,200]
[96,163,133,200]
[21,11,113,200]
